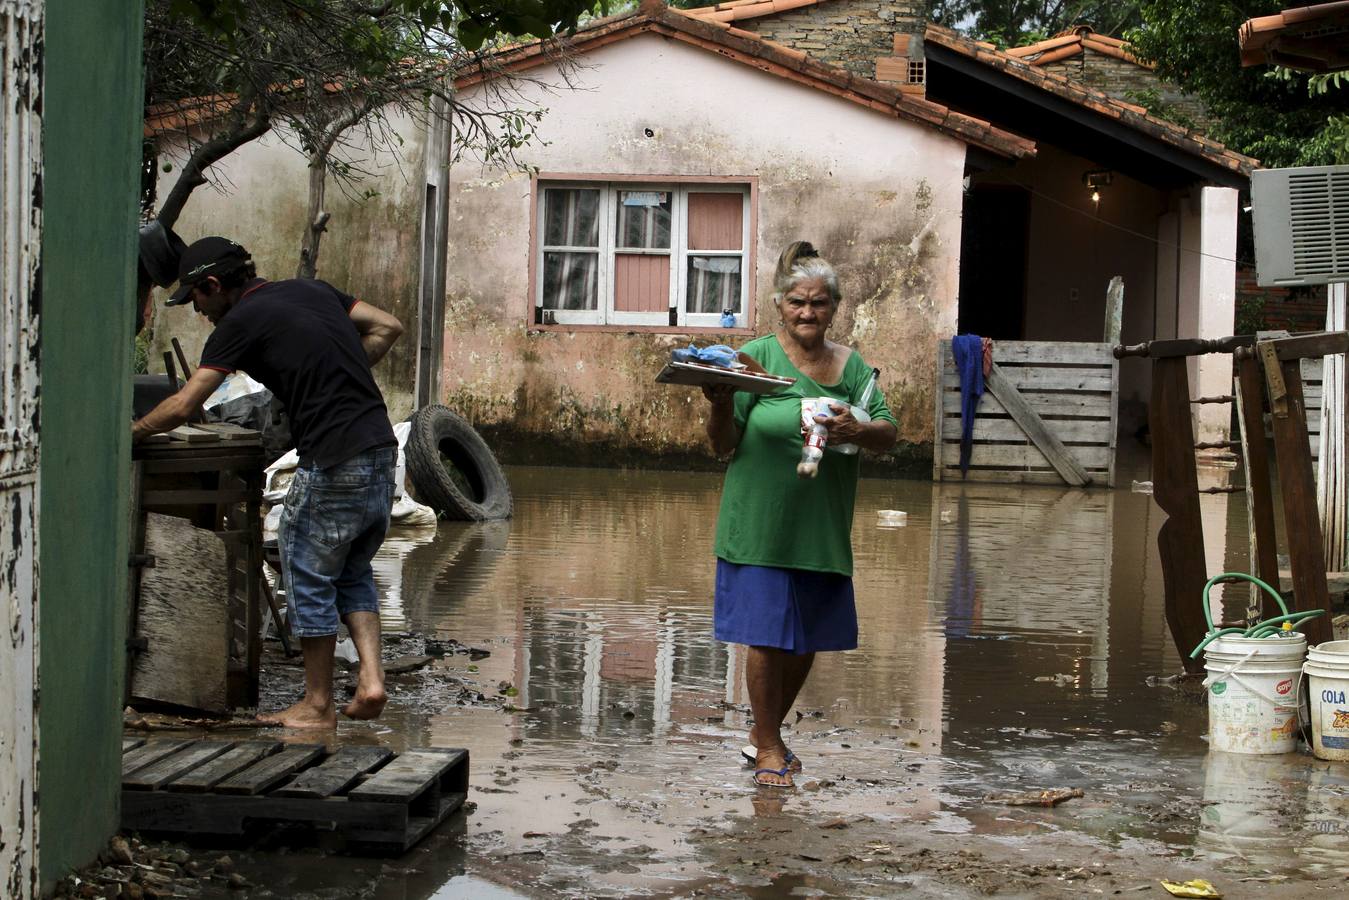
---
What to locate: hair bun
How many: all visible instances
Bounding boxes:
[776,240,818,281]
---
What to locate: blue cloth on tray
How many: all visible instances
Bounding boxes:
[951,334,985,477]
[713,559,857,654]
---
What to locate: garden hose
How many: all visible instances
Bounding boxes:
[1188,572,1327,659]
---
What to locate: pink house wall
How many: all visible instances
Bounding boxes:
[445,33,969,460]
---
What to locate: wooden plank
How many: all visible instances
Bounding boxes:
[933,341,946,482]
[1151,357,1210,674]
[215,744,325,796]
[167,741,281,793]
[1269,358,1335,645]
[1106,338,1120,488]
[125,741,237,791]
[933,467,1109,486]
[1103,276,1123,344]
[192,423,261,441]
[123,737,146,753]
[941,352,1114,372]
[939,416,1112,444]
[122,739,196,777]
[1268,330,1349,361]
[941,390,1113,418]
[984,364,1091,486]
[979,341,1117,364]
[1237,360,1283,620]
[938,443,1112,469]
[347,750,462,803]
[271,746,393,799]
[121,791,410,842]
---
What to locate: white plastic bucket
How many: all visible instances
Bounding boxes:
[1203,634,1307,754]
[1303,639,1349,761]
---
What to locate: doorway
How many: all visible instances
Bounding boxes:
[958,185,1029,339]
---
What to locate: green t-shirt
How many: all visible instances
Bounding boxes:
[713,334,897,576]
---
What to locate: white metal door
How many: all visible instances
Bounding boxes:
[1,1,43,896]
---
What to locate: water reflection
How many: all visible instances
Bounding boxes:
[243,464,1347,896]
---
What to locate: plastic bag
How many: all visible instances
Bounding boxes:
[671,343,741,369]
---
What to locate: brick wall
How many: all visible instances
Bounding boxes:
[1237,267,1328,333]
[1038,52,1214,134]
[740,0,925,78]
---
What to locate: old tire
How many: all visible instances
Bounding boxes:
[405,405,513,521]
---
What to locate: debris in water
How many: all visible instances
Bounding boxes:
[984,788,1083,807]
[1159,878,1221,898]
[1033,674,1075,686]
[384,655,433,675]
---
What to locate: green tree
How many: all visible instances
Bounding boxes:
[1127,0,1349,166]
[147,0,601,274]
[928,0,1141,49]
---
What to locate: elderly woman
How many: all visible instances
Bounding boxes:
[703,241,899,788]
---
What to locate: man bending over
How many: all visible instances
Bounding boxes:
[133,236,403,728]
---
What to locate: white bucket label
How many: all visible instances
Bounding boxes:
[1276,678,1294,696]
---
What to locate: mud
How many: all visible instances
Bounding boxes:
[134,461,1349,898]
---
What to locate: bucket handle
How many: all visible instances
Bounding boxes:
[1203,647,1303,710]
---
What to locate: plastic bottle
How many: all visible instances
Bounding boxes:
[831,368,880,456]
[798,398,831,478]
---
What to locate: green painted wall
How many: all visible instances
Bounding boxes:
[38,0,144,885]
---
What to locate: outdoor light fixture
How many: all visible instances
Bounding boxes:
[1084,169,1112,204]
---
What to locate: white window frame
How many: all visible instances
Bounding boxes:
[535,180,751,329]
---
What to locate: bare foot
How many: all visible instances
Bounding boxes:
[342,687,387,720]
[753,746,794,788]
[257,700,336,729]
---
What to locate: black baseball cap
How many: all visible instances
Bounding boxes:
[167,236,251,305]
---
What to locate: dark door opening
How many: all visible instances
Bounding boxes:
[957,185,1029,340]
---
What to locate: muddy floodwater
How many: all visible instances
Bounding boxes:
[214,463,1349,898]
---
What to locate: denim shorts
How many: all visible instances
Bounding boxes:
[279,446,396,637]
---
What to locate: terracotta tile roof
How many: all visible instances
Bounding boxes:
[1006,24,1151,68]
[457,1,1035,160]
[1239,1,1349,71]
[923,24,1258,177]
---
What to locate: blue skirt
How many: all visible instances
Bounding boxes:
[714,559,857,654]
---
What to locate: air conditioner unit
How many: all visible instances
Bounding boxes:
[1252,164,1349,286]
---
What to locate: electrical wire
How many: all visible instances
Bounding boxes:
[1002,177,1258,270]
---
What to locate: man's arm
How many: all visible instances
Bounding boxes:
[131,367,228,442]
[349,300,403,366]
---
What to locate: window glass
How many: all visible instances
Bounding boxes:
[543,188,600,247]
[686,256,741,314]
[542,252,599,310]
[615,191,672,249]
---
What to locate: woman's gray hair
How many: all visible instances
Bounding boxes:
[772,240,840,305]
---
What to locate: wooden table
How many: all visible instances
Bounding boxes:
[130,427,267,709]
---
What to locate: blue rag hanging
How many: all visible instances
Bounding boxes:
[951,334,985,477]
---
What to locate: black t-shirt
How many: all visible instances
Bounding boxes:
[200,278,395,468]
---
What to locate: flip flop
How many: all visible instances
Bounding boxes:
[741,744,802,772]
[752,765,794,788]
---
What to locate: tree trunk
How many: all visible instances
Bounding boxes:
[297,154,328,279]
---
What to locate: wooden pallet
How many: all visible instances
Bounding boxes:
[120,737,468,852]
[934,340,1118,487]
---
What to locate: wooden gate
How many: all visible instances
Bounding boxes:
[1,1,44,896]
[934,340,1119,487]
